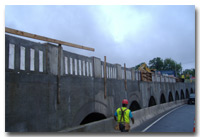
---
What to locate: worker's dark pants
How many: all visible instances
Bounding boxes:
[119,123,129,132]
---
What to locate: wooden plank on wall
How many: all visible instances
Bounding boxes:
[5,27,95,52]
[124,63,127,91]
[57,44,61,104]
[104,56,107,99]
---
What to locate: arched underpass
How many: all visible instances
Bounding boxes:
[148,96,156,107]
[191,88,194,93]
[160,93,166,104]
[168,92,174,102]
[186,89,189,98]
[80,112,106,125]
[181,90,185,99]
[175,91,179,100]
[129,101,141,111]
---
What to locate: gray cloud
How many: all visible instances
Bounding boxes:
[5,5,195,70]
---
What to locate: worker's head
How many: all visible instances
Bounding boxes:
[122,99,128,107]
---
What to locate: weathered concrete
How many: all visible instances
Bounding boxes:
[5,34,195,132]
[116,64,122,80]
[60,100,187,132]
[93,57,101,78]
[5,34,47,74]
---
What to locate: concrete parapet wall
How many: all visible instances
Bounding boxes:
[6,34,179,83]
[61,100,187,132]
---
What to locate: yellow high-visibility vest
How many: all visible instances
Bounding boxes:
[116,107,131,123]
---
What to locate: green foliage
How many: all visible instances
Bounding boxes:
[183,69,195,78]
[135,57,195,77]
[135,57,192,77]
[163,58,182,76]
[163,58,175,70]
[149,57,163,70]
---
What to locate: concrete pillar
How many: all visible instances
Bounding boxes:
[15,45,20,72]
[45,43,64,76]
[131,67,135,80]
[116,64,122,80]
[93,57,101,78]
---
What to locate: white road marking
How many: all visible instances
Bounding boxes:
[142,105,185,132]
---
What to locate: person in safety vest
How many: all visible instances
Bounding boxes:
[114,99,134,132]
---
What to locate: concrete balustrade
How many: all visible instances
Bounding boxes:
[6,34,177,82]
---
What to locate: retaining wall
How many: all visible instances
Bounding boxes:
[60,100,187,132]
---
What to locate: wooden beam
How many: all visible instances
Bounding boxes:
[57,44,61,104]
[124,63,127,91]
[5,27,95,52]
[104,56,107,99]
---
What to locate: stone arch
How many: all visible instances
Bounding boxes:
[175,91,179,100]
[72,101,108,126]
[129,100,141,112]
[80,112,106,125]
[160,93,166,104]
[128,93,141,109]
[168,92,174,102]
[148,96,157,107]
[186,89,189,98]
[181,90,185,99]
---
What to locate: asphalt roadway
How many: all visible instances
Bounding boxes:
[131,104,195,133]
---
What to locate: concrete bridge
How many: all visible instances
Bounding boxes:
[5,34,195,132]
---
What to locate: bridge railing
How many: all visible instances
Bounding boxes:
[121,67,132,80]
[101,62,117,79]
[6,35,47,74]
[152,73,176,83]
[6,35,94,78]
[134,70,141,81]
[6,34,176,83]
[63,50,93,77]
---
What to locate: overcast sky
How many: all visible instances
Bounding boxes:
[5,5,195,70]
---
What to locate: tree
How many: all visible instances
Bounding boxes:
[192,69,195,77]
[135,57,183,77]
[148,57,164,70]
[183,68,195,78]
[175,63,182,77]
[163,58,175,70]
[163,58,182,76]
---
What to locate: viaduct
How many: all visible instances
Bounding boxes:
[5,34,195,132]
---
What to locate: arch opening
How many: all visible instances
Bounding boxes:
[186,89,189,98]
[181,90,185,99]
[148,96,156,107]
[160,93,166,104]
[191,88,194,93]
[168,92,173,102]
[129,101,141,112]
[80,112,106,125]
[175,91,179,100]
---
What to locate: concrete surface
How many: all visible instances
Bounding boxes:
[5,34,195,132]
[60,100,186,132]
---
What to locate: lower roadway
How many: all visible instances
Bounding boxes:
[131,104,195,132]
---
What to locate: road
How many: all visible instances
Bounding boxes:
[131,104,195,132]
